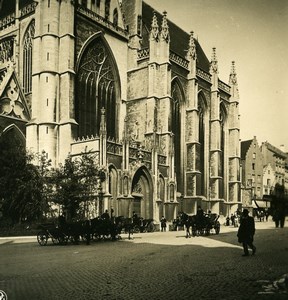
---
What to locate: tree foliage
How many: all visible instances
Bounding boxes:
[0,130,104,224]
[0,134,51,224]
[50,151,105,221]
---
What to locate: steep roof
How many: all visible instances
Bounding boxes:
[262,141,288,159]
[142,1,210,72]
[241,139,253,160]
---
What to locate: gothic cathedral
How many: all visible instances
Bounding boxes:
[0,0,241,222]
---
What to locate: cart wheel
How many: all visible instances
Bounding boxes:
[37,231,48,246]
[133,226,140,233]
[58,235,69,245]
[52,237,60,244]
[147,223,155,232]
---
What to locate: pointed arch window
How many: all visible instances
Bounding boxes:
[76,37,119,139]
[219,105,227,198]
[113,8,118,26]
[170,80,183,188]
[23,20,35,94]
[198,95,207,196]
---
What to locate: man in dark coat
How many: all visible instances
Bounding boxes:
[237,209,256,256]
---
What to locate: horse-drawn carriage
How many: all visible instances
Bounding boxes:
[179,212,221,238]
[37,217,122,246]
[37,223,70,246]
[36,214,156,246]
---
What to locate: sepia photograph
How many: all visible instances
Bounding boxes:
[0,0,287,299]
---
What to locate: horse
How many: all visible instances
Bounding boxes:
[178,212,197,238]
[179,212,218,237]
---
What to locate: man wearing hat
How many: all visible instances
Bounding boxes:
[237,209,256,256]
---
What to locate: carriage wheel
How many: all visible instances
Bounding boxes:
[52,236,60,245]
[58,235,69,245]
[147,223,155,232]
[37,231,48,246]
[133,226,140,233]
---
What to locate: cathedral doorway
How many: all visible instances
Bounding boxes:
[131,167,153,219]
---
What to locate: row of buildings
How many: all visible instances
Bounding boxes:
[241,137,287,210]
[0,0,286,221]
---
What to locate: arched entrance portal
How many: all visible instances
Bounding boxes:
[131,167,153,219]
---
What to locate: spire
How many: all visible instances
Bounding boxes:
[186,31,197,61]
[229,61,240,99]
[229,61,237,85]
[210,47,218,74]
[160,11,169,42]
[150,12,159,41]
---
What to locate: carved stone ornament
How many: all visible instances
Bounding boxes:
[0,77,29,120]
[150,12,159,41]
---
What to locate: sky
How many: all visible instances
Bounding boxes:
[145,0,288,150]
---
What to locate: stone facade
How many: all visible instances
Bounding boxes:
[240,137,263,208]
[0,0,241,221]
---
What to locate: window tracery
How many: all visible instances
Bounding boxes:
[171,80,182,189]
[198,95,206,196]
[0,38,14,63]
[76,38,118,138]
[23,20,35,94]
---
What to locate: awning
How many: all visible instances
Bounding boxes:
[252,200,270,208]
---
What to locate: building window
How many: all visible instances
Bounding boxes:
[113,8,118,26]
[252,163,255,170]
[171,80,183,195]
[253,153,256,159]
[23,20,35,94]
[76,36,119,139]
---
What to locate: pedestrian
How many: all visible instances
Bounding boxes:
[274,207,286,228]
[231,214,235,226]
[160,216,167,232]
[265,209,269,222]
[237,209,256,256]
[226,216,230,226]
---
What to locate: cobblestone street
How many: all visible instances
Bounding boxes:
[0,219,287,300]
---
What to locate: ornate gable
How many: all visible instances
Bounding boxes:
[0,64,30,121]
